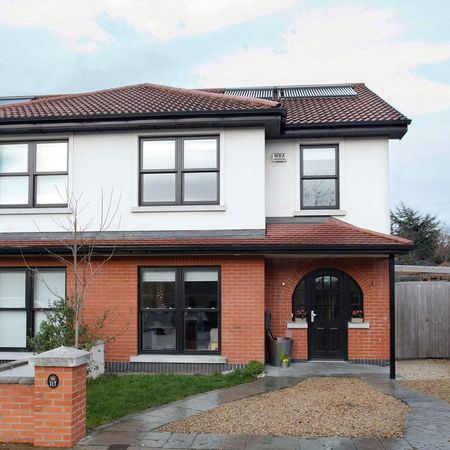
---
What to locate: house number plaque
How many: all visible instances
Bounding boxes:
[271,152,287,162]
[47,373,59,389]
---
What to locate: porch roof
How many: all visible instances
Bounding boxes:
[0,218,413,255]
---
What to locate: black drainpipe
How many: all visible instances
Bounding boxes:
[389,254,396,379]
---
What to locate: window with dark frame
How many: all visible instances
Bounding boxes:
[0,268,66,350]
[139,267,220,354]
[300,145,339,209]
[139,136,219,206]
[0,141,68,208]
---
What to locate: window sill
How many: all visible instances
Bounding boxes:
[130,354,227,364]
[293,209,346,217]
[0,207,72,215]
[286,321,308,329]
[131,205,226,213]
[348,321,370,329]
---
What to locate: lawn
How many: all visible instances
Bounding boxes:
[86,362,263,429]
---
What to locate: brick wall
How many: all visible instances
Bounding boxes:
[34,365,87,447]
[265,257,390,361]
[0,383,34,444]
[0,255,266,365]
[0,363,87,448]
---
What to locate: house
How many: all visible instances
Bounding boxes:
[0,83,412,377]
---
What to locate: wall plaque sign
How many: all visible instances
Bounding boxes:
[271,152,287,162]
[47,373,59,389]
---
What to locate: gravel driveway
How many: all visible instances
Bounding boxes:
[158,377,408,438]
[398,359,450,404]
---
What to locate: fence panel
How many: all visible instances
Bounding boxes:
[396,281,450,359]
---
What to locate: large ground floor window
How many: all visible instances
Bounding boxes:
[139,266,220,354]
[0,267,66,350]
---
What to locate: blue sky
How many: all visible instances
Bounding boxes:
[0,0,449,223]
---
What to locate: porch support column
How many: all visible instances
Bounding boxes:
[389,254,396,379]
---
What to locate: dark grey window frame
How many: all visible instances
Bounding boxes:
[0,267,67,351]
[300,144,339,210]
[138,266,221,355]
[139,136,220,206]
[0,140,68,208]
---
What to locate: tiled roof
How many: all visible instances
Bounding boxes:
[200,84,409,125]
[0,219,412,253]
[0,83,279,120]
[0,82,409,127]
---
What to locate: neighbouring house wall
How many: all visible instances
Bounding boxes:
[265,257,390,362]
[0,256,266,365]
[0,127,266,233]
[265,137,391,233]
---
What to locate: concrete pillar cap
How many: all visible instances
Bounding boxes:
[30,346,91,367]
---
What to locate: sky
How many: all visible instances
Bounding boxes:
[0,0,449,224]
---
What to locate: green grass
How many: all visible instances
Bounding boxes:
[86,362,264,429]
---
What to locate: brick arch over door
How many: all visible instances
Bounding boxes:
[265,257,390,362]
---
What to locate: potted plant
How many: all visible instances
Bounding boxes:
[293,309,307,323]
[280,351,290,368]
[351,310,364,323]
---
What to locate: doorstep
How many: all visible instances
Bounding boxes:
[130,354,227,364]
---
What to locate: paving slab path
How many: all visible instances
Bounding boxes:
[78,365,450,450]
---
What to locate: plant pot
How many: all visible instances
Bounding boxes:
[294,318,307,324]
[281,361,290,369]
[351,318,364,323]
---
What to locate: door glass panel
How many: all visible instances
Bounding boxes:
[0,271,26,307]
[141,310,176,351]
[184,270,218,309]
[184,311,219,351]
[142,270,176,309]
[314,275,339,321]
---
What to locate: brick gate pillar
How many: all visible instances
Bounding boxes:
[30,346,91,448]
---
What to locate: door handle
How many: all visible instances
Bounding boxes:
[310,310,317,322]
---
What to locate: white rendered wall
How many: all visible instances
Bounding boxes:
[265,138,391,233]
[0,128,266,233]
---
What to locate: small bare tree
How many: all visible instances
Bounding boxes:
[28,187,123,349]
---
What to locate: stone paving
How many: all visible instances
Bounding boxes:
[77,363,450,450]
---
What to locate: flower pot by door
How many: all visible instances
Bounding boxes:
[295,318,307,324]
[351,318,364,323]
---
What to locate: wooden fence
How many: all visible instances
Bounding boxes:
[396,281,450,359]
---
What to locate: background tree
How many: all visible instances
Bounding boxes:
[391,202,442,265]
[28,189,126,350]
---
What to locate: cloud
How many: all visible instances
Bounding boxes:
[0,0,298,52]
[195,5,450,116]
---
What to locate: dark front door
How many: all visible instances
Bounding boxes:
[307,270,347,360]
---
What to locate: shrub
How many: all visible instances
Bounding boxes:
[231,360,265,379]
[28,296,107,353]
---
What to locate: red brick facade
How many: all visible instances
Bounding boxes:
[265,257,390,362]
[0,255,389,365]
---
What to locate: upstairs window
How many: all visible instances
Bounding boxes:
[300,145,339,209]
[0,141,68,208]
[139,137,219,206]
